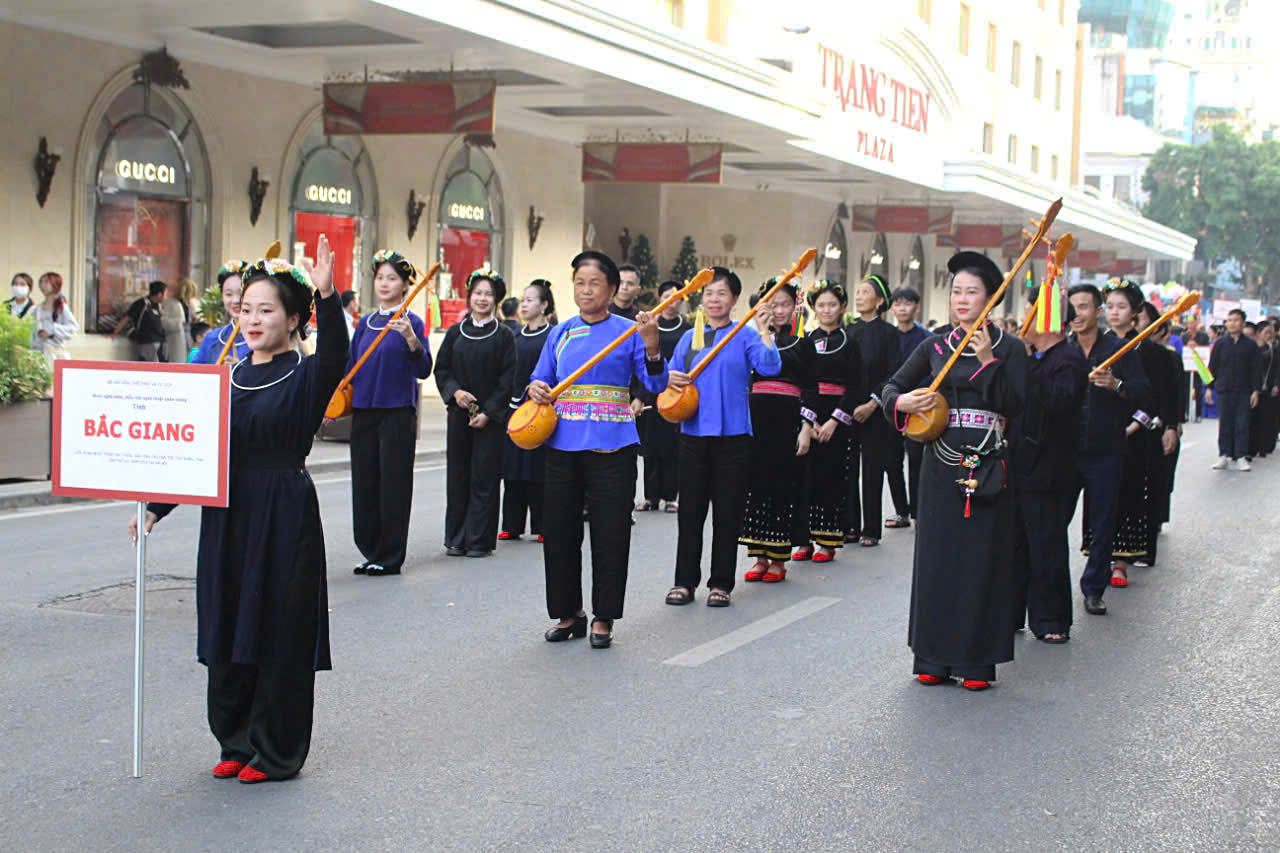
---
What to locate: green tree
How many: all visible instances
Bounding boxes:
[670,235,699,283]
[1143,125,1280,298]
[628,233,659,290]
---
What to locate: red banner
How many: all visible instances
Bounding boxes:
[1108,259,1146,276]
[1074,250,1119,270]
[323,81,495,135]
[937,224,1005,249]
[850,206,952,234]
[582,143,722,183]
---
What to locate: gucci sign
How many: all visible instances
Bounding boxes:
[448,202,486,222]
[305,184,353,205]
[114,159,178,185]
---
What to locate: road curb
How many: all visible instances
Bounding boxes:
[0,446,447,512]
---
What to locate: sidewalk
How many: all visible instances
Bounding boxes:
[0,403,450,512]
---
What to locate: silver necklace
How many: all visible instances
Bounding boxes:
[946,324,1005,356]
[366,303,404,331]
[521,323,549,337]
[815,327,847,355]
[657,317,684,332]
[461,317,498,341]
[231,351,302,391]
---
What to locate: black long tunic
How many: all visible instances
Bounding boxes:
[883,324,1027,669]
[434,317,517,422]
[503,322,556,481]
[1110,335,1170,563]
[149,291,347,671]
[637,316,691,463]
[739,328,815,557]
[803,326,863,546]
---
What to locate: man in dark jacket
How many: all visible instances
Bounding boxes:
[1206,308,1262,471]
[1011,319,1088,642]
[1065,284,1150,616]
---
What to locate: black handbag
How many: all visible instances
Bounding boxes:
[952,445,1008,517]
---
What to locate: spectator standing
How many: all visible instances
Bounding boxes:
[7,273,36,318]
[32,271,78,366]
[113,280,168,361]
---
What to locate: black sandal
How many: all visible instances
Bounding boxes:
[665,586,694,606]
[860,536,880,547]
[1036,633,1070,644]
[706,589,731,608]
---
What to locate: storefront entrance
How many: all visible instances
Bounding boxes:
[435,145,504,328]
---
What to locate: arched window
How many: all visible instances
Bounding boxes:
[88,83,209,331]
[437,144,505,305]
[904,235,925,291]
[290,121,377,294]
[822,211,848,285]
[864,232,890,281]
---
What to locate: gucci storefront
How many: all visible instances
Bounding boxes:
[87,83,209,332]
[434,144,505,327]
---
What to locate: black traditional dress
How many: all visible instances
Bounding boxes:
[803,326,863,550]
[636,316,691,506]
[148,289,346,778]
[882,323,1026,681]
[1103,333,1168,566]
[1250,342,1278,457]
[435,316,517,554]
[847,317,902,542]
[1153,343,1186,528]
[501,321,556,536]
[739,327,815,562]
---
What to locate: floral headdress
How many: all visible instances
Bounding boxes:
[372,249,417,283]
[242,256,315,320]
[466,266,507,302]
[216,259,248,286]
[806,279,847,307]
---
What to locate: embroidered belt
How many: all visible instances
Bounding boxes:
[947,408,1006,430]
[817,381,847,396]
[752,380,801,398]
[554,384,633,423]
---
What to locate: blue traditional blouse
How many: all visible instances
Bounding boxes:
[670,323,781,437]
[191,322,250,364]
[347,308,432,409]
[529,314,668,452]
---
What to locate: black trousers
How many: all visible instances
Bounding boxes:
[1013,490,1074,637]
[1072,452,1121,598]
[1217,390,1251,459]
[350,407,417,572]
[207,662,315,780]
[643,455,679,504]
[885,429,924,519]
[543,446,636,621]
[502,480,544,536]
[848,417,890,540]
[673,434,752,593]
[444,408,503,552]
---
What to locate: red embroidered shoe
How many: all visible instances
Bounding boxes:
[812,550,834,563]
[211,760,244,778]
[497,531,514,541]
[916,674,948,686]
[962,679,991,691]
[237,765,269,784]
[762,565,787,583]
[791,546,813,561]
[744,561,768,582]
[1110,564,1129,588]
[535,534,545,543]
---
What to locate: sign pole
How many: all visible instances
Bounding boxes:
[132,500,147,778]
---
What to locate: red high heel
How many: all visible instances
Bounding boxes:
[916,674,948,685]
[744,560,769,582]
[962,679,991,691]
[791,545,812,561]
[812,549,834,563]
[237,765,269,784]
[762,564,787,583]
[212,760,245,778]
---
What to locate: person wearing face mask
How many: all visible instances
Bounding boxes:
[128,237,344,784]
[736,278,816,584]
[32,271,78,365]
[434,269,517,558]
[846,275,904,547]
[634,280,691,513]
[527,252,667,649]
[794,281,863,564]
[661,267,781,608]
[1064,283,1150,617]
[1096,285,1174,586]
[348,250,433,578]
[191,262,251,364]
[883,252,1027,691]
[500,279,558,542]
[7,273,35,319]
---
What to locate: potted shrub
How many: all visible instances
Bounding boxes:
[0,309,53,479]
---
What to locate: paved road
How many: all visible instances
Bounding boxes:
[2,422,1277,851]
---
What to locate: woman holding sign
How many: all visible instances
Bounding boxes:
[129,236,345,784]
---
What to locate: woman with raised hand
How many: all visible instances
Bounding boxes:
[128,236,346,782]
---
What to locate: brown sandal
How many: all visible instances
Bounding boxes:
[706,589,731,607]
[665,586,694,606]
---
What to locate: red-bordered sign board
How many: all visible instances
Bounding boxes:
[52,361,230,506]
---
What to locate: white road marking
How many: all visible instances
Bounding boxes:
[0,464,447,521]
[663,596,842,667]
